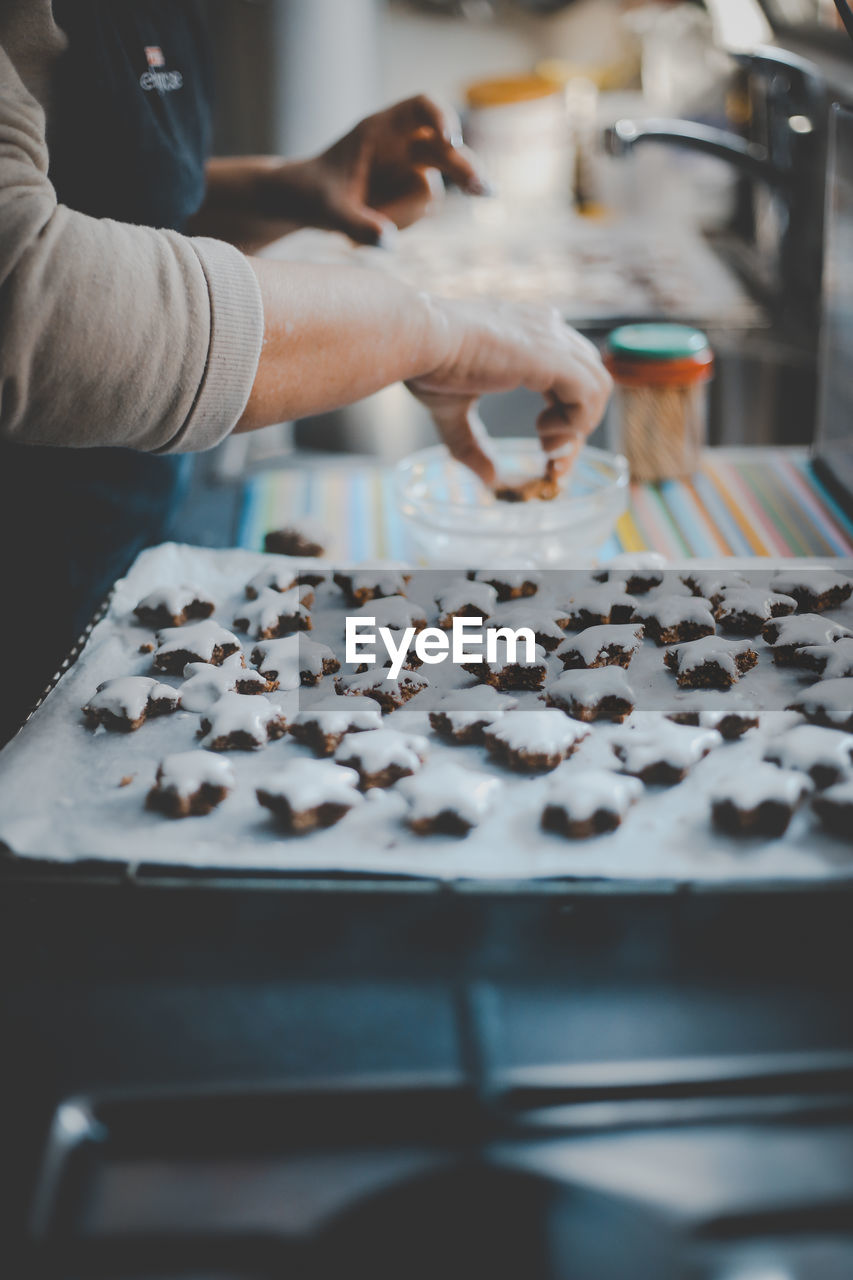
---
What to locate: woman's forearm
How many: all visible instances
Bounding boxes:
[235,259,448,431]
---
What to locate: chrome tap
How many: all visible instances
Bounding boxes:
[604,46,828,338]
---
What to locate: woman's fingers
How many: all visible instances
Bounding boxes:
[412,388,497,487]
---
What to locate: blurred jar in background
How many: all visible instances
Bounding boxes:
[463,74,574,210]
[605,324,714,482]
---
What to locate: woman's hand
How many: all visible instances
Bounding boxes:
[407,298,613,488]
[238,263,611,489]
[193,96,487,253]
[284,94,487,245]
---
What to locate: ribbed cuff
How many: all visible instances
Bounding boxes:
[159,236,264,454]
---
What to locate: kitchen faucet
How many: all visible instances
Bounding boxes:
[605,46,828,340]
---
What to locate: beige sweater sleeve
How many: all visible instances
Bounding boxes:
[0,38,265,453]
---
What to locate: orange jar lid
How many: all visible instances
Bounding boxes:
[465,75,560,109]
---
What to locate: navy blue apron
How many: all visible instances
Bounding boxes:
[0,2,213,742]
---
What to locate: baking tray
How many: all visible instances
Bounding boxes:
[3,547,853,898]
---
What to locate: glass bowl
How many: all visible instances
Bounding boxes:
[394,439,629,567]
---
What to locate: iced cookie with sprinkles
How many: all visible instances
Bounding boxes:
[613,720,721,785]
[711,764,812,837]
[429,685,517,745]
[666,708,758,740]
[762,614,853,666]
[435,577,498,628]
[557,624,644,670]
[179,655,272,713]
[133,584,215,629]
[489,601,571,652]
[768,566,852,613]
[679,569,750,606]
[462,637,548,691]
[83,676,180,732]
[542,768,643,838]
[334,727,429,789]
[257,760,361,834]
[638,594,716,647]
[152,620,241,674]
[198,692,288,751]
[289,695,382,756]
[764,724,853,789]
[264,519,326,559]
[484,709,588,772]
[233,586,313,641]
[565,583,636,630]
[812,780,853,841]
[146,750,235,818]
[334,568,411,605]
[335,668,428,713]
[543,667,635,723]
[251,635,339,690]
[400,764,500,835]
[664,635,758,690]
[714,587,796,636]
[348,595,428,634]
[787,678,853,732]
[467,568,539,602]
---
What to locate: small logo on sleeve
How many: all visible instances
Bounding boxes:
[140,45,183,93]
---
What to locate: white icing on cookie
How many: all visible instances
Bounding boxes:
[558,624,644,666]
[334,728,429,774]
[546,667,634,707]
[666,634,756,677]
[155,750,235,798]
[432,685,517,730]
[712,762,812,808]
[350,596,428,631]
[764,614,853,649]
[291,696,382,735]
[770,567,852,599]
[234,587,312,638]
[198,692,286,749]
[642,595,715,629]
[490,602,568,644]
[484,637,547,673]
[179,654,263,713]
[134,584,213,618]
[85,676,178,721]
[764,724,853,776]
[435,578,498,622]
[336,670,428,699]
[815,779,853,807]
[566,584,636,619]
[245,565,299,598]
[546,767,643,821]
[788,678,853,727]
[614,720,722,774]
[680,570,749,600]
[486,710,588,753]
[801,639,853,679]
[398,764,499,826]
[337,568,410,598]
[251,636,337,688]
[258,760,362,809]
[715,588,796,624]
[470,568,540,590]
[155,620,241,664]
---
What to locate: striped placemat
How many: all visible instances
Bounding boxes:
[238,448,853,562]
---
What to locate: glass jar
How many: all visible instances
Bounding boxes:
[605,324,714,483]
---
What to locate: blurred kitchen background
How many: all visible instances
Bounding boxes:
[185,0,853,539]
